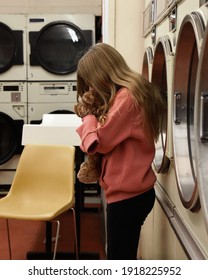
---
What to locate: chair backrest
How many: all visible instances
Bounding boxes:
[7,144,76,211]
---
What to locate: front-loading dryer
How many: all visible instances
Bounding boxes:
[0,82,27,193]
[27,14,95,81]
[149,3,176,175]
[172,5,208,211]
[27,81,77,124]
[0,14,27,81]
[151,35,174,174]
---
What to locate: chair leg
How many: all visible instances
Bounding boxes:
[6,219,12,260]
[51,208,78,260]
[53,220,60,260]
[71,208,78,260]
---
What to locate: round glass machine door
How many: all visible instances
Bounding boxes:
[34,21,90,75]
[173,12,205,211]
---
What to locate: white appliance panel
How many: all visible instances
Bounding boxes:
[27,81,77,103]
[27,14,95,81]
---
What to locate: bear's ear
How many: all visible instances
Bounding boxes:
[82,91,95,105]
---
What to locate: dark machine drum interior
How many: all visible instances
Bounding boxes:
[29,20,93,75]
[0,22,23,73]
[0,112,23,165]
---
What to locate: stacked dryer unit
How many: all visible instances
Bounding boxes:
[141,0,208,259]
[171,1,208,258]
[26,14,95,124]
[0,14,27,193]
[172,3,208,211]
[0,13,95,193]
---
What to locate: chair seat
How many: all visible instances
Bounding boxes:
[0,196,74,220]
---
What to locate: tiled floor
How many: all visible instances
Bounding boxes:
[0,200,106,260]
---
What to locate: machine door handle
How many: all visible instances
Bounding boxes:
[174,91,181,125]
[200,91,208,143]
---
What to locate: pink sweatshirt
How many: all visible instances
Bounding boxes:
[76,88,156,203]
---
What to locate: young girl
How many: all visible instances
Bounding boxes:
[75,43,166,260]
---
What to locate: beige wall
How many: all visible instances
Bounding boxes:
[0,0,101,15]
[102,0,144,73]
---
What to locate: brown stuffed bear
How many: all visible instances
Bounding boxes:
[74,90,105,183]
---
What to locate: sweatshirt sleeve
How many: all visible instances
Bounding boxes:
[76,114,100,153]
[76,89,141,154]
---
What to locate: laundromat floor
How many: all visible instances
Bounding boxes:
[0,202,106,260]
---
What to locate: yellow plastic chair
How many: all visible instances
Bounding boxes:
[0,144,78,260]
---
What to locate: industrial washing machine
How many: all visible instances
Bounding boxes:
[26,14,94,124]
[0,14,27,193]
[172,3,208,211]
[143,1,177,176]
[27,14,95,81]
[143,0,208,210]
[141,9,177,217]
[140,0,208,260]
[0,82,27,193]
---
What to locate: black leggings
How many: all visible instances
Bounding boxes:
[106,187,155,260]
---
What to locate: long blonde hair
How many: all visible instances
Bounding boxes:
[77,43,166,141]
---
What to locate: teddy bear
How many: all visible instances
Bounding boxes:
[74,90,105,183]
